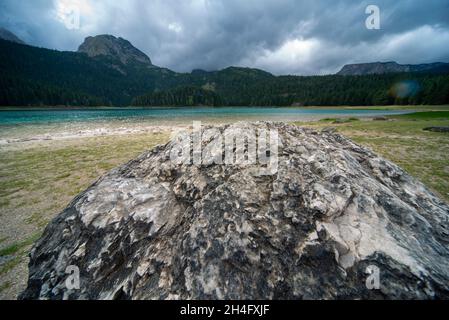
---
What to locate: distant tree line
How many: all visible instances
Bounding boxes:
[133,73,449,106]
[1,39,448,107]
[0,76,105,106]
[237,73,449,106]
[132,86,223,106]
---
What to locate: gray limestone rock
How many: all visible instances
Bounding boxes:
[78,35,153,67]
[20,122,449,300]
[337,61,449,75]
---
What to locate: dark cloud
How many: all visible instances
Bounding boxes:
[1,0,449,75]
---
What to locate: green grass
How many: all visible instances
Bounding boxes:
[0,282,12,294]
[0,233,41,258]
[0,233,42,281]
[0,132,170,230]
[295,111,449,202]
[0,244,20,257]
[320,105,449,111]
[1,110,448,298]
[391,111,449,120]
[0,257,22,276]
[0,131,170,298]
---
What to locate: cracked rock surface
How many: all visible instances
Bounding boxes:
[21,122,449,299]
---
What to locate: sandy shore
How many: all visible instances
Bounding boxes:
[0,114,375,151]
[0,124,176,150]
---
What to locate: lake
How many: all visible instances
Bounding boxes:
[0,107,411,126]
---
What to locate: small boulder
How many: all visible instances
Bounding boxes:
[423,127,449,133]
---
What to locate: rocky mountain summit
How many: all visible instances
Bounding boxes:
[0,27,25,44]
[21,122,449,300]
[337,61,449,75]
[78,34,153,67]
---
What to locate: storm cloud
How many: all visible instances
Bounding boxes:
[1,0,448,75]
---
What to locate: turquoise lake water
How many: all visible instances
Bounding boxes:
[0,107,411,125]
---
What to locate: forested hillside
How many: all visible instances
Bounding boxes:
[1,39,448,107]
[132,86,224,106]
[0,39,181,106]
[134,72,449,106]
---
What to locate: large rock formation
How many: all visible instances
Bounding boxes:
[337,61,449,75]
[21,122,449,300]
[78,35,153,67]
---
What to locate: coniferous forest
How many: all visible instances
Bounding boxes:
[1,39,449,107]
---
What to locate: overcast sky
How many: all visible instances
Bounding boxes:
[1,0,449,75]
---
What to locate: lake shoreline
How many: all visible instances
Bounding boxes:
[0,113,402,151]
[1,111,448,300]
[2,106,448,152]
[0,106,413,126]
[0,104,437,111]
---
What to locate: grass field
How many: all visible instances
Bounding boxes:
[294,111,449,202]
[0,132,169,299]
[0,108,448,299]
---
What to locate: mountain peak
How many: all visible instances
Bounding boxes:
[0,27,25,44]
[337,61,404,75]
[337,61,449,75]
[77,34,152,66]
